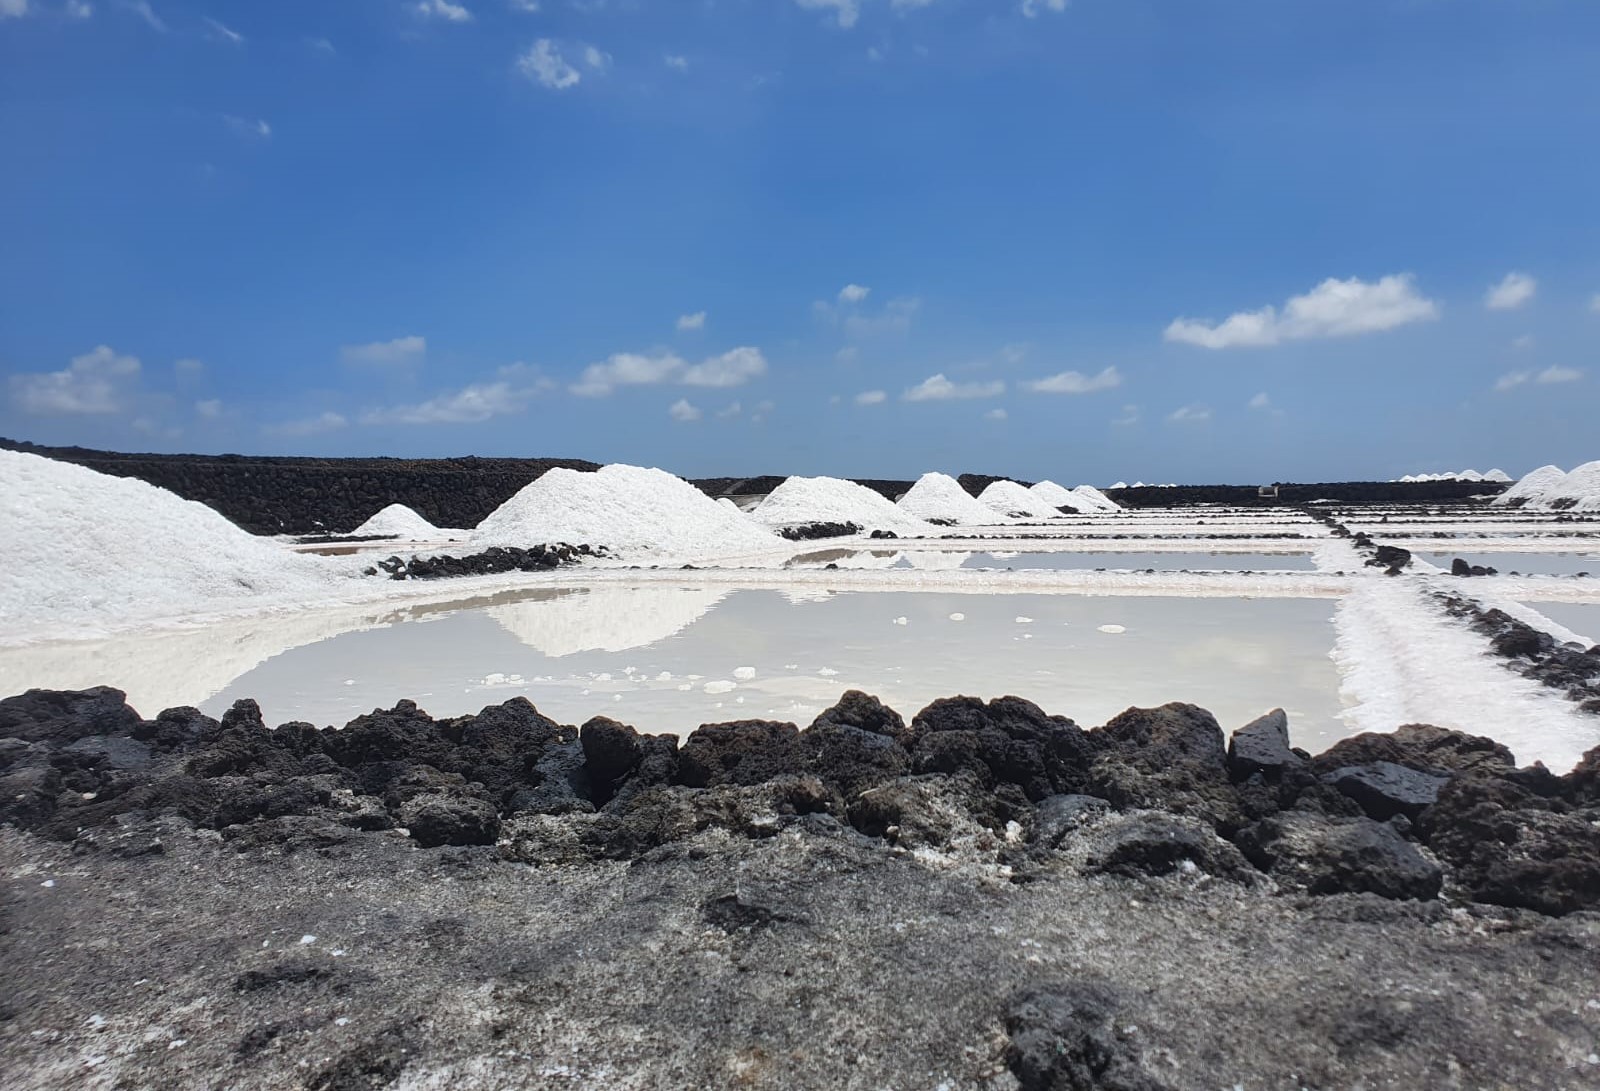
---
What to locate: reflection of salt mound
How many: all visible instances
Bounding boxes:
[1028,480,1088,513]
[896,472,1003,525]
[978,480,1062,520]
[353,503,444,539]
[1072,485,1121,512]
[781,589,836,605]
[475,465,779,559]
[1493,465,1567,507]
[900,551,972,571]
[0,604,395,717]
[0,449,343,635]
[487,585,728,656]
[752,476,933,536]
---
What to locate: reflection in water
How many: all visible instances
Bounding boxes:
[488,585,728,656]
[782,549,1316,572]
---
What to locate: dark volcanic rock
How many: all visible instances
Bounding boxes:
[910,695,1093,801]
[399,792,500,848]
[0,687,142,746]
[1084,812,1254,882]
[1028,794,1114,850]
[800,721,909,800]
[1089,704,1240,832]
[1311,723,1516,779]
[1004,982,1172,1091]
[1236,812,1442,900]
[676,720,803,788]
[813,689,910,746]
[1227,709,1303,781]
[1323,762,1448,821]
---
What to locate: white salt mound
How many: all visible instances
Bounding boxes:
[896,472,1003,525]
[1028,480,1088,513]
[978,479,1062,520]
[1541,460,1600,512]
[1493,465,1566,507]
[474,465,779,559]
[752,476,933,536]
[352,503,444,540]
[1482,468,1513,484]
[1072,485,1121,512]
[0,449,343,636]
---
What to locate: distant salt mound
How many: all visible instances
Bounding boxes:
[1493,465,1567,507]
[1072,485,1121,512]
[475,465,779,558]
[896,472,1002,525]
[1482,469,1513,484]
[0,449,342,636]
[716,497,742,512]
[752,476,933,536]
[353,503,444,540]
[978,479,1062,520]
[1028,480,1088,514]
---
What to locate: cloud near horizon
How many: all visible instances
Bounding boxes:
[9,345,141,415]
[570,346,767,396]
[1164,274,1438,349]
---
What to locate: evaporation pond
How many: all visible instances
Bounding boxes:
[0,585,1350,748]
[785,549,1317,572]
[1420,551,1600,577]
[1521,601,1600,644]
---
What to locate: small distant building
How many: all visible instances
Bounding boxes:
[1257,485,1280,499]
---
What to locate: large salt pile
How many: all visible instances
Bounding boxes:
[1072,484,1121,512]
[475,465,780,559]
[752,476,934,536]
[1027,480,1088,514]
[1539,460,1600,511]
[896,472,1004,525]
[978,479,1063,520]
[352,503,446,540]
[0,449,344,637]
[1492,465,1567,507]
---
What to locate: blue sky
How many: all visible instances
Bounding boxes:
[1,0,1597,484]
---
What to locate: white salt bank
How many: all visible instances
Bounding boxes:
[752,476,933,537]
[474,465,779,560]
[896,472,1002,525]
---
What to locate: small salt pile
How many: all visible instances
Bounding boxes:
[896,472,1003,525]
[1071,485,1121,512]
[1027,480,1089,514]
[474,464,779,559]
[977,479,1063,520]
[751,476,934,537]
[352,503,445,540]
[0,449,344,635]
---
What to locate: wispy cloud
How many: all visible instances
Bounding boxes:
[8,345,140,415]
[985,407,1008,420]
[264,411,347,437]
[203,16,242,44]
[569,346,767,396]
[795,0,859,29]
[681,347,767,388]
[669,398,701,422]
[1248,392,1271,410]
[676,311,706,331]
[855,389,886,406]
[509,0,539,9]
[66,1,93,18]
[195,398,223,419]
[306,36,335,56]
[121,0,163,31]
[340,335,425,368]
[224,115,272,139]
[1022,366,1121,395]
[838,283,870,304]
[1485,271,1536,311]
[361,374,550,425]
[1590,293,1600,314]
[1494,366,1580,392]
[1165,274,1438,349]
[1020,0,1067,15]
[1111,404,1140,426]
[415,0,472,22]
[519,39,581,90]
[902,373,1005,402]
[1168,404,1212,423]
[664,54,689,71]
[0,0,31,20]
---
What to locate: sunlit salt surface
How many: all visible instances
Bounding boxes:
[0,585,1351,751]
[1419,551,1600,577]
[1520,602,1600,645]
[784,549,1317,572]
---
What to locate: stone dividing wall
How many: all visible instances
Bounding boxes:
[1,439,601,535]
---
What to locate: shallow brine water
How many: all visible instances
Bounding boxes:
[1521,601,1600,645]
[1420,551,1600,577]
[785,549,1317,572]
[0,585,1349,750]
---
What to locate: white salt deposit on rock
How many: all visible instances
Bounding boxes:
[1492,464,1567,507]
[751,476,933,536]
[0,449,346,638]
[895,472,1004,525]
[1027,480,1088,513]
[977,480,1063,520]
[352,503,445,540]
[474,465,779,559]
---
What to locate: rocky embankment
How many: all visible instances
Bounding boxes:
[4,686,1600,1088]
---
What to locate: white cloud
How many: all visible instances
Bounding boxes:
[664,54,689,71]
[1485,271,1536,311]
[195,399,223,419]
[846,296,919,337]
[307,36,335,55]
[415,0,471,21]
[66,1,92,18]
[796,0,858,29]
[985,407,1008,421]
[838,283,871,304]
[1164,274,1438,349]
[676,311,706,331]
[681,346,767,388]
[582,44,610,69]
[509,0,539,8]
[1248,392,1271,410]
[903,373,1005,402]
[362,379,545,425]
[1537,365,1583,385]
[1168,404,1211,423]
[1495,370,1530,393]
[669,398,701,422]
[1023,366,1121,395]
[519,39,581,90]
[717,401,742,418]
[1020,0,1067,15]
[264,411,347,437]
[0,0,29,17]
[855,389,886,406]
[203,16,242,44]
[9,345,141,415]
[1111,404,1140,426]
[340,335,425,368]
[224,115,271,139]
[570,351,685,396]
[121,0,164,31]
